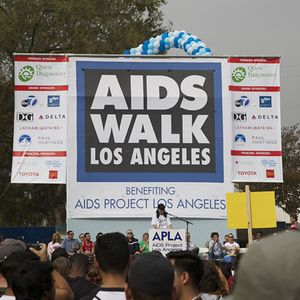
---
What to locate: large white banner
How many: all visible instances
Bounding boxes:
[11,55,68,183]
[229,57,283,182]
[67,56,234,218]
[10,55,282,216]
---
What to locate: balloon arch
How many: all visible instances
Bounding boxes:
[124,30,211,56]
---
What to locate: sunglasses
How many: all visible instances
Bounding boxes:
[228,236,234,238]
[127,232,133,234]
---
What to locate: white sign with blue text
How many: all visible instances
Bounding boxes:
[67,56,233,218]
[149,229,187,256]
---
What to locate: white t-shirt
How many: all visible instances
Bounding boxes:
[224,241,240,256]
[151,214,171,229]
[93,288,125,300]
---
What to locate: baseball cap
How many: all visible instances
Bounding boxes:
[0,239,26,263]
[127,252,174,297]
[233,231,300,300]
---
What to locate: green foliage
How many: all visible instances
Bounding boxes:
[236,123,300,216]
[0,0,169,226]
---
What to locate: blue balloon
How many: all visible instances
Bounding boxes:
[174,37,180,48]
[162,32,169,39]
[192,48,199,55]
[130,48,136,54]
[125,30,212,56]
[187,37,194,44]
[183,41,191,51]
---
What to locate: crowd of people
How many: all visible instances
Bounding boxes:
[0,211,299,300]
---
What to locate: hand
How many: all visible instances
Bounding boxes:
[29,243,47,262]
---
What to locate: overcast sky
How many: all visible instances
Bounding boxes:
[162,0,300,127]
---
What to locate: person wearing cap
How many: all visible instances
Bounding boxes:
[125,252,175,300]
[227,231,300,300]
[151,203,172,229]
[167,250,204,300]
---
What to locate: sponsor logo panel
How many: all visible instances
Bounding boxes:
[235,95,250,107]
[47,95,60,107]
[234,134,246,144]
[21,95,38,107]
[259,96,272,108]
[17,113,34,122]
[18,134,31,146]
[233,113,247,121]
[266,169,275,178]
[49,170,58,179]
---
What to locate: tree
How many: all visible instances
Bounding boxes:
[236,123,300,216]
[0,0,169,226]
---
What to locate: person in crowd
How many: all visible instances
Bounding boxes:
[186,232,198,254]
[95,232,103,240]
[12,260,55,300]
[47,232,62,260]
[223,234,229,245]
[167,250,204,300]
[126,252,175,300]
[79,233,85,245]
[66,254,97,300]
[151,203,172,229]
[80,233,94,258]
[1,242,74,300]
[126,229,140,255]
[216,261,235,294]
[199,260,229,300]
[61,230,80,256]
[86,265,101,287]
[253,231,263,242]
[223,234,239,264]
[0,250,39,299]
[139,232,149,253]
[51,247,69,263]
[228,231,300,300]
[52,256,71,278]
[29,243,74,300]
[289,214,300,230]
[208,232,224,260]
[81,232,130,300]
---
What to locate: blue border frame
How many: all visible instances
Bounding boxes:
[76,61,223,182]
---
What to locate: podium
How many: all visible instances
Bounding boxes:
[149,228,187,256]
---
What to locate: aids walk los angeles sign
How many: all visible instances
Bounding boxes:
[67,56,233,218]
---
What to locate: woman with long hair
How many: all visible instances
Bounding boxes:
[47,232,62,261]
[151,203,172,229]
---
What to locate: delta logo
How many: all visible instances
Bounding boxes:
[266,169,275,178]
[259,96,272,108]
[49,170,58,179]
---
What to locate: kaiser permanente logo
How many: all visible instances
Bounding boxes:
[18,66,35,82]
[231,67,246,83]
